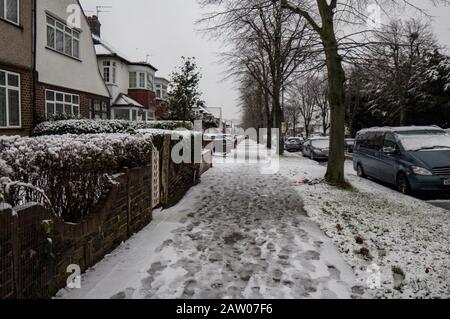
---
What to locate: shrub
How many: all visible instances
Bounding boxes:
[32,119,194,136]
[0,133,154,223]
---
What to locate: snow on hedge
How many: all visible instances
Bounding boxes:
[0,133,154,222]
[33,119,194,136]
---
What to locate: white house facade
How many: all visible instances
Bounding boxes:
[35,0,110,119]
[89,16,159,122]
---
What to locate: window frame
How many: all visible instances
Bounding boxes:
[0,69,21,129]
[0,0,20,25]
[45,89,80,118]
[129,72,137,88]
[46,13,81,60]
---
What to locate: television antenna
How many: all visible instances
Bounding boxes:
[84,5,112,18]
[96,5,112,17]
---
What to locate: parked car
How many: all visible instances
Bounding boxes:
[345,138,356,153]
[224,134,238,148]
[203,133,234,153]
[302,137,330,160]
[353,126,450,195]
[285,137,304,152]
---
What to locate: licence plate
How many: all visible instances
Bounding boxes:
[444,179,450,186]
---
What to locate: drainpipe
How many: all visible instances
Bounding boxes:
[31,0,37,133]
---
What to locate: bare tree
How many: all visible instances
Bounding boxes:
[198,0,319,153]
[310,76,330,135]
[280,0,448,186]
[288,77,319,138]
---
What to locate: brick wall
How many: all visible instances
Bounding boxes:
[0,64,33,136]
[0,165,153,299]
[128,89,158,111]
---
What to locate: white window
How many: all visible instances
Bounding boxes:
[103,61,110,83]
[129,72,137,88]
[45,89,80,117]
[146,73,154,91]
[46,15,80,59]
[102,61,116,84]
[0,0,19,25]
[139,73,145,88]
[0,69,21,128]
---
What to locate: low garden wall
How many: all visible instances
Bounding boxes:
[0,121,213,299]
[0,165,152,299]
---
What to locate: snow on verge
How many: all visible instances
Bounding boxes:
[280,154,450,299]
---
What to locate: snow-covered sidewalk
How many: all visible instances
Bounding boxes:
[56,142,368,299]
[281,153,450,299]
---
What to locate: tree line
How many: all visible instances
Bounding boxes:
[197,0,450,186]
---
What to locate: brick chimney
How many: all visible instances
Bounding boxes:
[87,15,101,38]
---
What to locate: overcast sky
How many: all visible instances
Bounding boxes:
[79,0,450,122]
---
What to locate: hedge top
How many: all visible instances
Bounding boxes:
[33,119,194,136]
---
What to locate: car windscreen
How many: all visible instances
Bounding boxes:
[311,139,329,149]
[288,138,302,142]
[399,134,450,151]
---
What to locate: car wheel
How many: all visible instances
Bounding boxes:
[397,172,411,195]
[357,164,366,178]
[310,152,314,161]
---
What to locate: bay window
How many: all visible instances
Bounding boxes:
[0,0,19,25]
[129,72,137,88]
[0,69,20,128]
[129,71,154,90]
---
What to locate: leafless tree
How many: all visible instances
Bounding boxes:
[198,0,319,153]
[288,76,319,138]
[279,0,449,186]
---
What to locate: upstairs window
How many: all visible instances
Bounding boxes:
[0,0,19,25]
[129,72,137,88]
[47,15,80,59]
[139,73,145,88]
[0,69,21,128]
[102,61,116,84]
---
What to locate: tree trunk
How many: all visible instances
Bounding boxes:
[264,90,272,149]
[399,91,406,126]
[272,88,284,155]
[321,8,346,186]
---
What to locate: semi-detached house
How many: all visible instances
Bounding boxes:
[88,16,160,121]
[0,0,110,136]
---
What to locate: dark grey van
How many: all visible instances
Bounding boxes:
[353,126,450,195]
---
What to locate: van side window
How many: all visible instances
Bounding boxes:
[384,133,397,149]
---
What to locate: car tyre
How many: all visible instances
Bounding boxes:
[357,164,366,178]
[397,172,411,195]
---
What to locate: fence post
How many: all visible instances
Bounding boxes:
[161,134,171,206]
[11,209,20,299]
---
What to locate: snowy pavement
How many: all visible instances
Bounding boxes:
[56,142,369,299]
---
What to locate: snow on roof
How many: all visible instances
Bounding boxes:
[358,126,445,135]
[93,35,158,71]
[113,94,144,108]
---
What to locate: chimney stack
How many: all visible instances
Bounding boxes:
[87,15,101,38]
